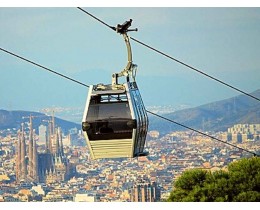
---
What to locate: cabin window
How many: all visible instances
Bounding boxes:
[85,100,133,140]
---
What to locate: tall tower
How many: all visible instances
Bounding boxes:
[55,128,60,155]
[48,122,53,154]
[16,129,21,182]
[130,180,161,202]
[58,127,64,157]
[45,130,50,153]
[54,127,64,157]
[48,111,56,155]
[16,118,39,183]
[20,123,27,180]
[28,115,34,178]
[32,129,38,181]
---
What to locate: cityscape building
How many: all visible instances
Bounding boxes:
[1,120,260,202]
[74,193,96,202]
[222,124,260,143]
[16,115,73,184]
[16,119,38,182]
[130,179,161,202]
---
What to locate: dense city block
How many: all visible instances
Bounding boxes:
[0,120,259,202]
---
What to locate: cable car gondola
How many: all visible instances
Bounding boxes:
[82,19,148,159]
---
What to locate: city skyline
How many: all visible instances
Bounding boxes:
[1,7,260,112]
[1,120,259,202]
[1,3,260,206]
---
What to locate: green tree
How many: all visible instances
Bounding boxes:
[167,157,260,202]
[167,169,207,201]
[234,191,260,202]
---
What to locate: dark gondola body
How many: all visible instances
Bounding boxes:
[82,19,148,159]
[82,82,148,159]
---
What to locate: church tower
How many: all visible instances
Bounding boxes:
[20,123,27,180]
[16,129,21,182]
[16,117,39,183]
[28,115,34,179]
[32,129,38,181]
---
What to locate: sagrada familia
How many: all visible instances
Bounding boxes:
[16,115,74,184]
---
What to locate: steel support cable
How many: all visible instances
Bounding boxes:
[146,110,259,157]
[77,7,260,102]
[130,37,260,102]
[0,47,89,88]
[77,7,116,32]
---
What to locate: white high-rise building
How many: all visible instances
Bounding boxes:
[225,124,260,143]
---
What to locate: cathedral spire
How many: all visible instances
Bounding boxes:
[28,115,34,178]
[32,129,38,181]
[55,128,60,156]
[48,122,53,154]
[16,129,21,181]
[20,123,27,180]
[58,127,64,158]
[45,130,50,153]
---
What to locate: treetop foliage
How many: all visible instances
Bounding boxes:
[167,157,260,202]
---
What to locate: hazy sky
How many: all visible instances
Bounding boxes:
[1,7,260,112]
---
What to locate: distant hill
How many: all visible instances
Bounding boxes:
[0,110,81,134]
[149,89,260,134]
[1,90,259,135]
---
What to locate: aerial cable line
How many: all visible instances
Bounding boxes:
[0,47,89,88]
[0,47,258,157]
[77,7,260,102]
[77,7,116,32]
[147,111,259,157]
[130,37,260,102]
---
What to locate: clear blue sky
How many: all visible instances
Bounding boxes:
[0,7,260,112]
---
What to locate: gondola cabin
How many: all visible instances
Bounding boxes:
[82,19,148,159]
[82,82,148,159]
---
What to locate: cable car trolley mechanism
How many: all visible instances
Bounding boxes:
[82,19,149,159]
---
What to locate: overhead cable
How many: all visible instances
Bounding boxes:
[77,7,260,102]
[130,37,260,102]
[0,47,89,88]
[146,110,259,157]
[77,7,116,32]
